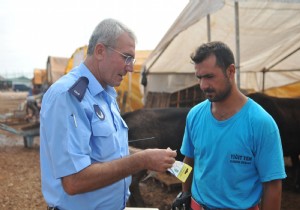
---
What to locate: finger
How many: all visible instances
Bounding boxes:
[167,149,177,158]
[166,157,176,165]
[165,162,175,170]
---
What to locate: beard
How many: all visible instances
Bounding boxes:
[203,79,232,102]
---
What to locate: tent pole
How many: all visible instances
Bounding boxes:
[234,1,241,90]
[267,47,300,70]
[207,14,211,42]
[128,72,132,112]
[262,70,266,93]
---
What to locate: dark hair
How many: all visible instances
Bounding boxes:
[190,41,235,72]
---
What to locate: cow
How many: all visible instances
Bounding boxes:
[247,92,300,191]
[122,107,190,207]
[123,107,191,161]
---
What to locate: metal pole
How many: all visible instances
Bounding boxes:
[207,14,211,42]
[262,69,266,92]
[128,72,132,112]
[235,1,241,89]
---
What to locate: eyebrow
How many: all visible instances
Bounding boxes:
[196,73,214,79]
[124,52,135,58]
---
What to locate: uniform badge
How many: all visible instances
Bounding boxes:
[93,104,105,120]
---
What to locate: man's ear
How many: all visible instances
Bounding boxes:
[227,64,236,78]
[94,43,106,60]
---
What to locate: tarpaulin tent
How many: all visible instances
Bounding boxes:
[143,0,300,98]
[65,46,151,113]
[33,69,46,86]
[46,56,69,85]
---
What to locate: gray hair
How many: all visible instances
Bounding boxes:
[87,18,137,55]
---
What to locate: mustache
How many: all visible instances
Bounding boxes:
[203,88,214,94]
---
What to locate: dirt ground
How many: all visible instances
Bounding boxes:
[0,91,300,210]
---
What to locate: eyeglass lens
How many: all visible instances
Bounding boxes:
[108,46,135,65]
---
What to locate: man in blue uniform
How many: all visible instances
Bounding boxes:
[172,41,286,210]
[40,18,177,210]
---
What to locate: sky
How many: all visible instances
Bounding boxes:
[0,0,189,79]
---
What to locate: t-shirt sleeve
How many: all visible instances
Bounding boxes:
[254,118,287,182]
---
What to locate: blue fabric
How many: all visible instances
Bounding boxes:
[181,98,286,209]
[40,63,130,210]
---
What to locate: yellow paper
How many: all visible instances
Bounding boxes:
[177,163,192,182]
[168,161,192,183]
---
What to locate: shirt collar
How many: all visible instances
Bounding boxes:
[78,62,117,98]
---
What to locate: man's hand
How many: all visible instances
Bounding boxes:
[144,148,177,172]
[171,191,191,210]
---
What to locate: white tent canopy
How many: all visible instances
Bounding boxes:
[143,0,300,94]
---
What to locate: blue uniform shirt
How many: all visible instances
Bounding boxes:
[40,63,130,210]
[181,99,286,209]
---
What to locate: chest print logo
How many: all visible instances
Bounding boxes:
[93,104,105,120]
[230,154,252,165]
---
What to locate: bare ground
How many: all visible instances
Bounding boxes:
[0,91,299,210]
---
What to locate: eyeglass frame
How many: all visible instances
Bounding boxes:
[107,46,136,66]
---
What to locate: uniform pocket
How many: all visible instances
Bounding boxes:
[90,119,117,161]
[91,119,114,137]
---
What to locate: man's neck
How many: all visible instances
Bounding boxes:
[211,90,247,120]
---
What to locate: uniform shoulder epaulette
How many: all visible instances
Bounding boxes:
[68,76,89,102]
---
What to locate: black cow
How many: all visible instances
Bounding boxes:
[122,107,190,207]
[248,92,300,191]
[123,107,190,161]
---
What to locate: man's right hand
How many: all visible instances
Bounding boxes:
[171,191,191,210]
[144,148,177,172]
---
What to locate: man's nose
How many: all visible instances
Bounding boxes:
[199,79,209,90]
[125,64,134,73]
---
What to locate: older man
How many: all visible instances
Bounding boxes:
[40,18,176,210]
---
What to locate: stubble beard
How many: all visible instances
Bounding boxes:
[204,79,232,103]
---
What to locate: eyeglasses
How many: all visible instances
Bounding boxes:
[108,46,136,66]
